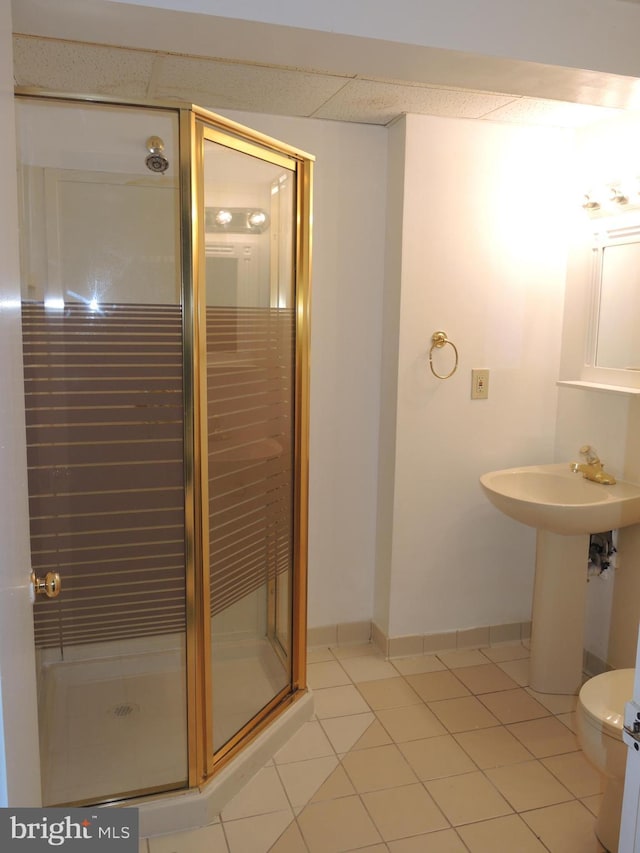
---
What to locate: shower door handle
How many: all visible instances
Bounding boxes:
[31,571,62,599]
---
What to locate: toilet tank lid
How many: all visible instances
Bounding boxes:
[579,669,635,731]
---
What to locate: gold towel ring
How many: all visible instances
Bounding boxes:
[429,331,458,379]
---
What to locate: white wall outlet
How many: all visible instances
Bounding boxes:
[471,368,489,399]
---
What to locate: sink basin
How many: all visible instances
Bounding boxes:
[480,462,640,694]
[480,463,640,535]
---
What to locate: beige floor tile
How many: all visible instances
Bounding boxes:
[404,670,470,702]
[425,770,513,826]
[140,842,149,853]
[428,695,500,733]
[388,829,468,852]
[542,751,604,798]
[525,687,578,714]
[339,655,399,682]
[306,660,351,689]
[148,823,228,853]
[268,820,308,853]
[274,720,335,764]
[357,677,422,710]
[454,726,533,769]
[437,649,489,668]
[362,782,449,841]
[350,847,388,853]
[351,718,394,751]
[496,658,529,687]
[457,813,547,852]
[330,643,382,660]
[452,663,519,695]
[581,793,603,816]
[376,703,447,742]
[485,759,573,811]
[481,644,530,663]
[521,800,606,852]
[318,711,377,753]
[306,647,335,664]
[399,734,477,780]
[557,710,577,733]
[391,654,446,676]
[478,688,549,724]
[312,684,371,719]
[341,743,418,792]
[297,795,383,853]
[507,716,579,757]
[221,766,290,821]
[277,756,339,808]
[310,765,355,802]
[224,811,296,853]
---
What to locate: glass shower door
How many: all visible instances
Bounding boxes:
[16,98,189,806]
[200,131,297,754]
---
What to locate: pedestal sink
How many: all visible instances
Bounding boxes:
[480,464,640,694]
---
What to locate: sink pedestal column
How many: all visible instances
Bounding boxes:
[529,530,589,695]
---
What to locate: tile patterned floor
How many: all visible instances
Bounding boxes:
[141,642,607,853]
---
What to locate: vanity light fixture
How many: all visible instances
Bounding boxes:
[609,185,628,205]
[582,193,601,211]
[206,207,270,234]
[582,177,640,215]
[248,211,267,227]
[214,209,233,226]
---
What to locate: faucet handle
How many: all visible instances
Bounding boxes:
[579,445,600,464]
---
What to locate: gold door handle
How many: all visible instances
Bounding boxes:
[31,571,62,599]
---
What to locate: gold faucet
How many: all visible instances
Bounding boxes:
[569,445,617,485]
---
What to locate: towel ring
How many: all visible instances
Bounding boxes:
[429,331,458,379]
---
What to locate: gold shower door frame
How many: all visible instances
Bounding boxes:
[182,106,312,786]
[15,90,312,800]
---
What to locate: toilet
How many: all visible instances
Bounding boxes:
[577,668,635,853]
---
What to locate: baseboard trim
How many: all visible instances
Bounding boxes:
[309,620,532,657]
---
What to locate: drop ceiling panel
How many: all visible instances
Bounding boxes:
[11,35,630,129]
[485,97,625,128]
[312,77,518,124]
[149,54,351,117]
[13,36,156,99]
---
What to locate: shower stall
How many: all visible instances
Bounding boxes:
[14,92,312,808]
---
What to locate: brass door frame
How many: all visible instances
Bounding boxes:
[193,114,312,779]
[15,89,313,801]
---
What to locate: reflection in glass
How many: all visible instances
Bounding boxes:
[203,139,296,752]
[16,98,188,805]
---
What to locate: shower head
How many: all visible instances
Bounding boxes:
[145,135,169,173]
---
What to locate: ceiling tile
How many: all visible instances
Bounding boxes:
[312,77,518,124]
[13,36,156,98]
[149,54,350,117]
[482,96,624,128]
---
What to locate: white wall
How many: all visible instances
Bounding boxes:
[0,0,41,805]
[219,109,388,630]
[380,114,572,639]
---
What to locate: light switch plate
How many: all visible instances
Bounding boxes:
[471,368,489,399]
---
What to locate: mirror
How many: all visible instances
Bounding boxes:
[591,221,640,371]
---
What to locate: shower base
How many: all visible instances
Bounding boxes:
[38,631,289,806]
